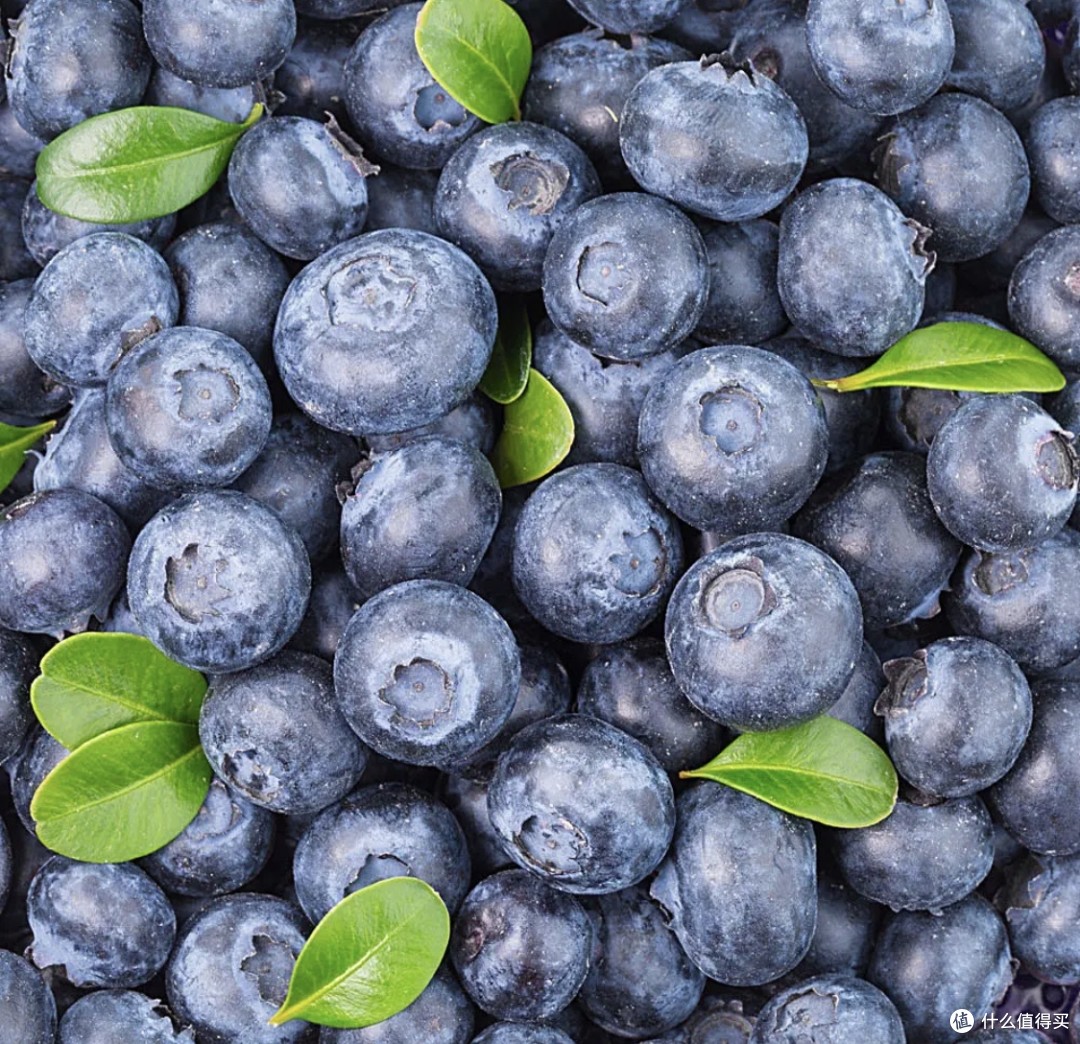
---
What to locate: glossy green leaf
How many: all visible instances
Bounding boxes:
[681,716,899,828]
[36,103,262,223]
[270,878,450,1029]
[415,0,532,124]
[31,632,206,751]
[0,420,54,495]
[479,296,532,404]
[31,720,212,862]
[490,368,574,488]
[814,321,1066,394]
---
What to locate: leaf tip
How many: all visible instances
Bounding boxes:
[267,1007,294,1027]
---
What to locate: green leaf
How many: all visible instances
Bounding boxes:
[490,368,574,488]
[415,0,532,124]
[35,103,262,224]
[479,296,532,404]
[270,878,450,1029]
[813,321,1066,394]
[31,720,212,862]
[31,632,206,751]
[0,420,54,496]
[681,716,899,829]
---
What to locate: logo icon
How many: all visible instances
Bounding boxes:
[950,1010,975,1033]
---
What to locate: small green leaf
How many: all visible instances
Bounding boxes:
[490,368,574,488]
[0,420,54,496]
[36,103,262,223]
[31,632,206,751]
[479,296,532,404]
[681,716,899,829]
[270,878,450,1029]
[814,321,1066,394]
[31,720,212,862]
[415,0,532,124]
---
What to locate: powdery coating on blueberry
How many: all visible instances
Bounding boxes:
[10,728,68,835]
[5,0,151,140]
[28,858,175,989]
[564,0,689,33]
[805,0,955,116]
[334,580,520,768]
[0,489,130,635]
[579,885,705,1038]
[145,67,264,124]
[867,895,1014,1044]
[882,386,983,453]
[165,894,309,1044]
[512,463,684,644]
[777,179,931,358]
[0,630,35,764]
[1008,225,1080,374]
[0,102,44,180]
[0,278,68,418]
[293,782,470,923]
[58,990,195,1043]
[792,875,882,980]
[363,393,497,457]
[877,93,1031,264]
[944,529,1080,674]
[541,192,708,361]
[638,345,829,532]
[450,869,592,1022]
[488,714,675,895]
[665,532,862,731]
[23,232,179,389]
[343,4,480,170]
[274,228,497,436]
[143,0,296,88]
[341,436,501,600]
[0,950,56,1044]
[651,782,816,986]
[1026,98,1080,226]
[620,58,808,223]
[794,451,962,630]
[127,490,311,674]
[470,1025,574,1044]
[105,327,273,491]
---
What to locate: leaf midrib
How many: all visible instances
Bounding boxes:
[691,762,891,795]
[45,129,245,182]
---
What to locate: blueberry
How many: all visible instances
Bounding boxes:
[34,390,172,529]
[164,221,290,368]
[650,782,816,986]
[944,529,1080,674]
[145,66,265,124]
[5,0,151,140]
[791,875,883,980]
[876,93,1031,263]
[105,327,273,491]
[200,651,367,815]
[317,965,475,1044]
[620,56,807,222]
[541,192,708,361]
[826,640,886,741]
[867,894,1013,1044]
[777,178,932,357]
[989,679,1080,855]
[127,490,311,674]
[637,345,828,532]
[450,868,592,1022]
[750,975,905,1044]
[0,102,44,180]
[488,714,675,894]
[273,229,497,436]
[0,949,55,1044]
[165,893,311,1044]
[440,774,513,878]
[0,489,130,635]
[363,165,440,235]
[229,115,373,261]
[563,0,690,33]
[0,279,68,419]
[0,176,39,281]
[234,413,355,564]
[1001,852,1080,986]
[363,393,497,457]
[877,636,1032,799]
[23,232,179,389]
[8,727,67,834]
[523,30,690,186]
[293,782,470,923]
[512,463,684,644]
[1025,98,1080,226]
[469,1027,573,1044]
[468,485,532,629]
[143,0,296,89]
[59,989,194,1043]
[1008,225,1080,374]
[0,630,34,765]
[334,580,521,768]
[341,436,501,600]
[287,564,362,663]
[273,19,355,123]
[579,884,705,1038]
[805,0,955,116]
[436,123,600,293]
[343,5,481,170]
[28,857,175,988]
[794,451,963,629]
[882,386,984,454]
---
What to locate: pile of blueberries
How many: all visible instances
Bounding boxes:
[5,0,1080,1041]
